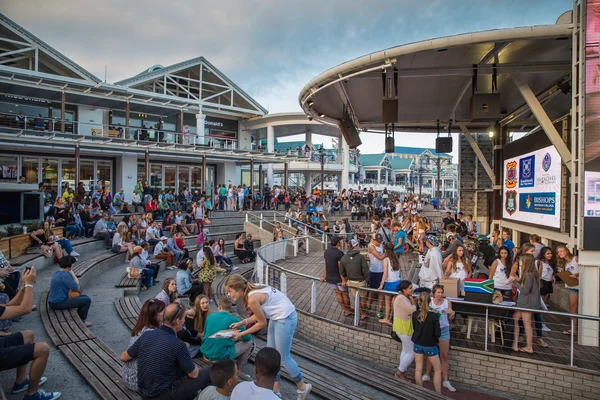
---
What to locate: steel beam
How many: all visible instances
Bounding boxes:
[459,124,496,183]
[511,74,572,171]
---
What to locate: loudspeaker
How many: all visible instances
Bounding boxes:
[436,137,453,153]
[385,136,394,153]
[338,119,362,148]
[382,99,398,123]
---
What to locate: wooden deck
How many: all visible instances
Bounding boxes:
[276,251,600,372]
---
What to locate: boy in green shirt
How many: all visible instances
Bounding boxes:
[201,298,254,369]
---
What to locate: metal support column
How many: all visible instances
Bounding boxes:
[202,155,207,195]
[179,110,184,144]
[284,162,289,189]
[60,92,65,133]
[250,159,255,194]
[145,150,150,183]
[258,164,263,191]
[125,102,130,138]
[75,146,80,186]
[511,74,572,172]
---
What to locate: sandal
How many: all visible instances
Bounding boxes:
[519,347,534,354]
[563,330,575,335]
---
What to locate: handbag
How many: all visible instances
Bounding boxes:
[390,330,402,342]
[68,289,81,299]
[127,267,140,279]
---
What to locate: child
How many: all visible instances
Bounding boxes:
[197,359,239,399]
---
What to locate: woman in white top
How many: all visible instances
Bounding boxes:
[556,245,579,335]
[489,246,514,297]
[422,284,456,392]
[237,186,245,211]
[226,274,312,399]
[537,246,555,306]
[443,245,472,292]
[378,242,402,325]
[112,223,134,262]
[227,184,234,211]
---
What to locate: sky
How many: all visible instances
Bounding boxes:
[2,0,571,160]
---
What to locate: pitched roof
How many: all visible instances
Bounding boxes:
[394,146,450,157]
[389,157,413,170]
[360,154,386,167]
[114,56,267,114]
[0,13,100,83]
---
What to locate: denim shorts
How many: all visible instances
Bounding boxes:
[328,282,347,292]
[439,326,450,341]
[568,288,579,294]
[414,343,439,357]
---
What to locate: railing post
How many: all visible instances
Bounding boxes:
[288,218,292,227]
[322,233,325,244]
[265,264,269,286]
[245,213,249,222]
[294,238,298,257]
[353,290,360,327]
[280,272,287,295]
[274,213,277,221]
[484,307,489,352]
[306,237,310,254]
[311,281,317,313]
[260,213,263,229]
[570,319,575,367]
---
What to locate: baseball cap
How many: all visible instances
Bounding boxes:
[374,233,383,242]
[382,220,389,227]
[350,238,359,248]
[330,237,340,247]
[425,234,439,247]
[133,246,143,253]
[446,232,455,240]
[160,236,168,241]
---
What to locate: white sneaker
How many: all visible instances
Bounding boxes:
[422,374,431,382]
[296,383,312,400]
[231,266,239,271]
[542,323,551,332]
[443,381,457,392]
[166,265,177,270]
[70,251,80,257]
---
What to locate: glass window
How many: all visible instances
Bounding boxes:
[191,166,202,192]
[178,166,189,192]
[0,155,18,182]
[80,161,95,192]
[61,159,76,195]
[97,161,112,189]
[205,166,215,197]
[41,158,59,193]
[164,165,176,192]
[137,162,146,184]
[150,164,162,189]
[21,157,39,184]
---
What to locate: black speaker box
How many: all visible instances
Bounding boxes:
[338,119,362,148]
[385,136,394,153]
[436,137,453,153]
[382,99,398,123]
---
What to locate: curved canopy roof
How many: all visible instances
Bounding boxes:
[299,20,573,132]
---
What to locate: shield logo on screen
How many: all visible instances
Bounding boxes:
[542,153,552,172]
[505,190,517,215]
[505,161,517,189]
[519,155,535,188]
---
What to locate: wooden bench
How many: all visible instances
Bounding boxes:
[114,296,142,331]
[72,252,121,278]
[40,291,140,400]
[8,253,41,266]
[115,272,141,289]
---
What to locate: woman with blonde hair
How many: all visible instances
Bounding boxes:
[112,223,135,262]
[444,245,472,292]
[411,291,442,393]
[225,274,312,399]
[556,245,579,335]
[185,294,210,338]
[512,254,540,353]
[416,217,427,252]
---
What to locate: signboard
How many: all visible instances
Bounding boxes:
[584,1,600,249]
[502,145,562,228]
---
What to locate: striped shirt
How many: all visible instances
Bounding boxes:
[127,325,195,398]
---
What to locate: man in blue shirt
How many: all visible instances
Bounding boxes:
[392,221,406,255]
[501,229,515,259]
[306,202,316,215]
[121,303,211,400]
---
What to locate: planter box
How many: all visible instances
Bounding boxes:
[0,227,62,259]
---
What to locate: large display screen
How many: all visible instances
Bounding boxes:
[584,1,600,249]
[502,145,562,228]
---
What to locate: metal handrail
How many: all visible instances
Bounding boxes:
[251,233,600,369]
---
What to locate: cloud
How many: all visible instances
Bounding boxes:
[2,0,571,155]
